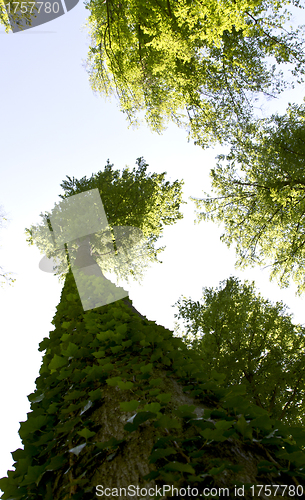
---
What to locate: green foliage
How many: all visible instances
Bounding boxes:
[85,0,305,147]
[174,276,305,426]
[2,271,305,499]
[25,157,185,285]
[192,102,305,293]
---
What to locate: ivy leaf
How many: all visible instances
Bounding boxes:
[93,351,106,359]
[149,447,177,463]
[77,428,96,439]
[140,363,153,374]
[117,381,134,390]
[150,348,163,362]
[46,455,67,471]
[48,354,67,372]
[61,322,71,329]
[161,356,171,366]
[119,400,140,412]
[124,411,156,432]
[106,376,122,387]
[111,345,123,354]
[174,404,196,418]
[61,342,79,358]
[157,393,172,404]
[164,462,195,474]
[20,465,46,486]
[89,389,103,401]
[214,420,233,431]
[154,416,181,429]
[143,402,161,413]
[235,416,253,439]
[149,378,162,387]
[208,464,227,476]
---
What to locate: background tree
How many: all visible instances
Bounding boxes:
[2,167,305,499]
[25,157,186,287]
[0,205,16,287]
[85,0,305,147]
[191,102,305,294]
[174,276,305,427]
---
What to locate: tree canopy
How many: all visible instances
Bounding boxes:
[25,157,185,285]
[3,163,305,499]
[174,276,305,426]
[191,101,305,294]
[85,0,305,147]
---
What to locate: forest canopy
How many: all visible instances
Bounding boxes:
[174,276,305,427]
[25,157,186,285]
[191,101,305,294]
[85,0,305,147]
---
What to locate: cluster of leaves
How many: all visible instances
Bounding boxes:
[25,157,185,284]
[192,101,305,293]
[85,0,305,147]
[174,276,305,427]
[1,272,305,499]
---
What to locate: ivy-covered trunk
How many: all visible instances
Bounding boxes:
[1,272,305,500]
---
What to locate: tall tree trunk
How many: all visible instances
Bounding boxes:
[1,272,305,500]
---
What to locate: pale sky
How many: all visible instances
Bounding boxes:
[0,1,305,487]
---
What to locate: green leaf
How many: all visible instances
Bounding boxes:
[116,324,128,335]
[143,402,161,413]
[124,411,157,432]
[61,322,71,329]
[140,363,153,374]
[117,380,134,390]
[250,416,273,432]
[214,420,233,431]
[48,354,67,372]
[77,428,96,439]
[235,416,253,439]
[149,378,162,387]
[200,427,226,442]
[164,462,195,474]
[19,416,48,438]
[156,393,171,404]
[106,376,122,387]
[46,455,67,471]
[161,356,171,366]
[92,350,106,359]
[20,465,45,486]
[150,348,163,362]
[111,345,123,354]
[208,464,227,476]
[119,400,140,412]
[174,404,196,418]
[154,415,181,429]
[149,447,177,463]
[64,389,86,401]
[89,389,102,401]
